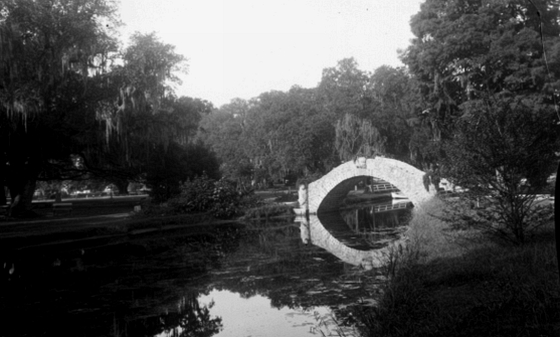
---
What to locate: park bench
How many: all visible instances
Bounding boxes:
[52,202,73,215]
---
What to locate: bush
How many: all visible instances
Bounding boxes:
[161,174,259,219]
[356,199,560,337]
[441,97,559,244]
[435,195,554,245]
[146,142,220,203]
[239,204,293,222]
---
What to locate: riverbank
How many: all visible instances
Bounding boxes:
[0,195,242,270]
[0,189,299,263]
[358,198,560,337]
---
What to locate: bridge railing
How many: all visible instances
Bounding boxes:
[370,183,398,193]
[372,202,409,213]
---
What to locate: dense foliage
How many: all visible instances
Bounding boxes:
[399,0,560,243]
[2,0,558,226]
[0,0,119,214]
[402,0,560,164]
[197,59,422,187]
[335,113,386,161]
[165,175,260,219]
[0,0,218,214]
[199,0,560,245]
[358,199,560,337]
[440,97,558,244]
[145,142,220,203]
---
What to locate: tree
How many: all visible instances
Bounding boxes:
[0,0,119,215]
[145,141,220,203]
[199,59,431,184]
[125,292,223,337]
[167,96,214,145]
[368,66,422,162]
[442,97,559,244]
[81,33,205,198]
[199,89,339,186]
[84,94,212,195]
[402,0,560,147]
[244,87,338,180]
[335,113,386,162]
[317,57,372,119]
[0,1,208,213]
[197,101,254,183]
[402,0,560,243]
[92,32,188,155]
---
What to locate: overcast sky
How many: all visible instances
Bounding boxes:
[118,0,423,108]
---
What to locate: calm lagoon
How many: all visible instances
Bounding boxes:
[1,198,412,336]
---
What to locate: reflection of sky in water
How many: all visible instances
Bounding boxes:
[2,199,409,336]
[198,289,333,337]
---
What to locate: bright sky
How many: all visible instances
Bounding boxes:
[118,0,423,108]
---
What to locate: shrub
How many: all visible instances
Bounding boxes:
[162,174,259,219]
[239,204,293,222]
[436,195,554,245]
[146,142,220,203]
[441,97,559,244]
[356,199,560,337]
[170,174,216,214]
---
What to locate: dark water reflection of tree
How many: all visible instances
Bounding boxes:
[123,293,223,337]
[0,225,241,337]
[1,214,388,336]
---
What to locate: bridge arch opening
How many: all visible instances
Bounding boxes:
[315,175,397,213]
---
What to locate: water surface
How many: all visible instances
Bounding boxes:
[0,198,413,336]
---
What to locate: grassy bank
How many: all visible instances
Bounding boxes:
[358,198,560,337]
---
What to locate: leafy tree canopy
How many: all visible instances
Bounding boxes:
[335,113,386,162]
[403,0,560,116]
[0,1,215,212]
[0,0,120,214]
[402,0,560,243]
[401,0,560,167]
[318,57,372,119]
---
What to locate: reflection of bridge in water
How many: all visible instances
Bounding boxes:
[295,157,436,269]
[295,200,413,270]
[341,200,412,246]
[367,200,410,213]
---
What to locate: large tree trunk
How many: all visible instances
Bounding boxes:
[555,162,559,285]
[0,186,6,206]
[8,178,37,217]
[6,160,39,217]
[113,179,129,195]
[0,151,6,206]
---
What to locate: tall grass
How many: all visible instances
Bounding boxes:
[356,197,560,337]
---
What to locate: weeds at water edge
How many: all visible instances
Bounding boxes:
[354,197,560,337]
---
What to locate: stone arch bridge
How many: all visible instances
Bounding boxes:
[305,157,435,214]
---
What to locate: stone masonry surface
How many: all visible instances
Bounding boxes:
[307,158,435,214]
